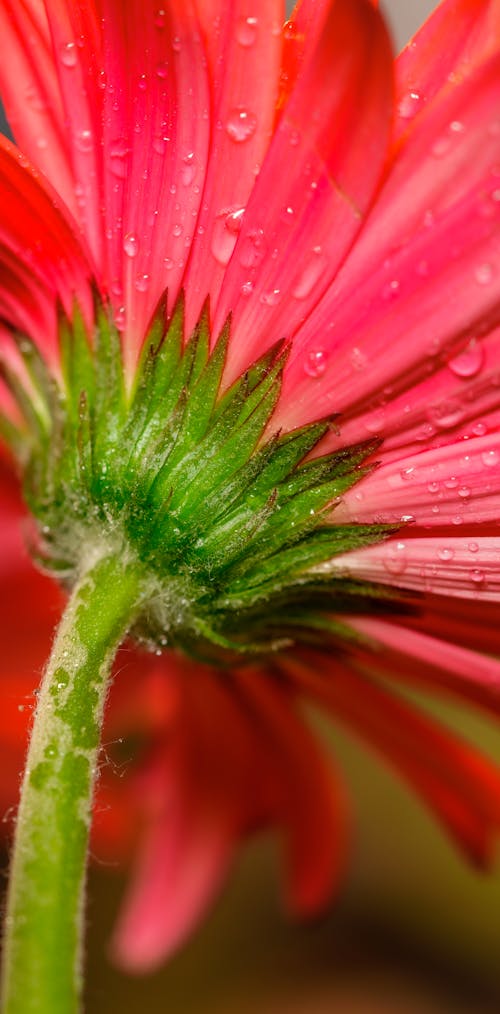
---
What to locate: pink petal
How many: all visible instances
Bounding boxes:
[343,615,500,717]
[285,654,500,866]
[328,534,500,601]
[395,0,500,139]
[96,0,210,361]
[337,432,500,526]
[214,0,393,381]
[183,0,284,334]
[111,781,234,972]
[0,0,77,216]
[275,52,500,433]
[317,324,500,461]
[0,136,91,359]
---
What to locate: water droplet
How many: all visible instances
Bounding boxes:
[241,281,254,297]
[428,399,464,429]
[260,288,281,306]
[172,223,182,237]
[25,87,47,112]
[236,16,258,47]
[472,422,487,437]
[171,35,182,53]
[398,91,422,120]
[154,7,166,28]
[123,233,139,257]
[293,247,327,300]
[470,568,485,584]
[350,347,368,371]
[211,207,245,265]
[474,262,494,286]
[110,137,130,178]
[135,273,149,292]
[303,349,327,378]
[458,485,471,498]
[468,542,479,553]
[180,151,196,186]
[60,42,78,68]
[481,449,499,467]
[74,128,94,153]
[448,339,484,378]
[437,547,454,561]
[156,61,169,79]
[239,227,266,268]
[114,305,126,330]
[164,257,174,270]
[381,279,400,301]
[225,107,257,143]
[382,541,408,575]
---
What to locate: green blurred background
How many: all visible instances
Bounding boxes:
[3,2,500,1011]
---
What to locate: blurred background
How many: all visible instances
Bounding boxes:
[3,2,500,1012]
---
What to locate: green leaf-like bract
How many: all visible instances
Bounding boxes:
[4,298,396,663]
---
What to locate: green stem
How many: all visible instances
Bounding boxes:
[1,551,143,1014]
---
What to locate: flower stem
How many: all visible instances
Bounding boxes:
[1,551,143,1014]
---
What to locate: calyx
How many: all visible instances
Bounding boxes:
[1,296,393,663]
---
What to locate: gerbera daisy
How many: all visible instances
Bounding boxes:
[0,0,499,1010]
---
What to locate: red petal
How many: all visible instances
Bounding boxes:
[183,0,284,334]
[214,0,393,381]
[285,654,500,866]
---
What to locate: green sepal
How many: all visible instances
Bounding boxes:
[2,295,397,662]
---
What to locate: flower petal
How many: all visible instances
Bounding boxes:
[183,0,284,334]
[343,614,500,718]
[276,52,500,433]
[395,0,500,139]
[0,0,77,216]
[328,534,500,601]
[236,667,349,916]
[284,654,500,866]
[214,0,393,381]
[337,432,500,526]
[0,136,92,357]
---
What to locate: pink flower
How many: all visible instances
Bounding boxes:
[1,0,500,973]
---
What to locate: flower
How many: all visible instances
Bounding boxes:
[0,0,500,975]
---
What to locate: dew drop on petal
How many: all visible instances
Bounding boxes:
[437,547,454,561]
[397,91,422,119]
[110,138,130,178]
[260,289,281,306]
[350,347,368,371]
[60,42,78,68]
[180,152,196,186]
[448,339,484,378]
[135,273,149,292]
[293,247,327,300]
[225,107,258,143]
[123,233,139,258]
[303,349,327,378]
[154,8,166,28]
[236,16,258,47]
[74,128,94,153]
[241,281,254,297]
[470,568,485,584]
[239,227,266,268]
[481,449,499,467]
[156,61,169,79]
[468,542,479,553]
[474,262,494,286]
[382,541,408,575]
[114,306,126,330]
[211,208,245,266]
[172,223,182,237]
[428,399,464,430]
